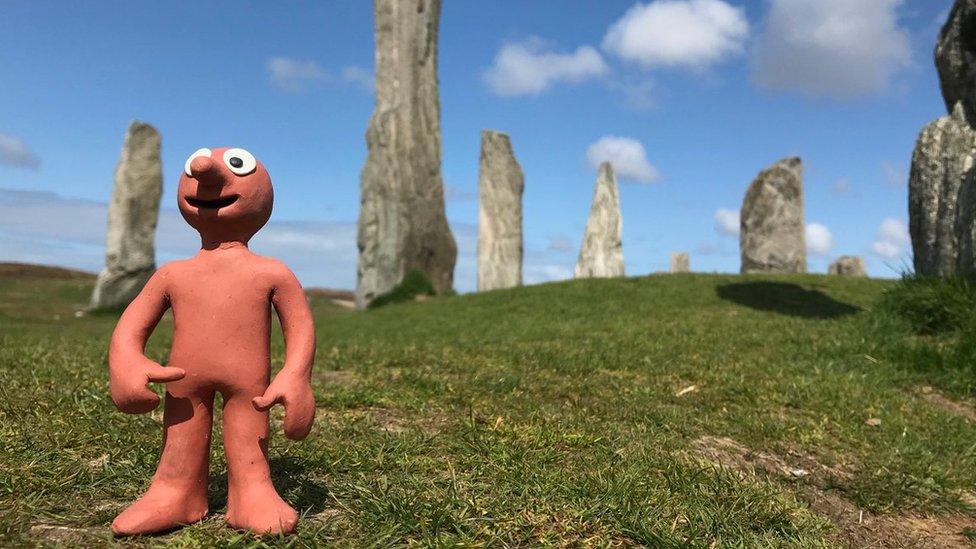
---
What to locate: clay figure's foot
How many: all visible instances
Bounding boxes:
[226,483,298,535]
[111,483,208,536]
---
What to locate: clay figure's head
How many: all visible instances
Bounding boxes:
[178,147,273,245]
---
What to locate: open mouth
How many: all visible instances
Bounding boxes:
[186,195,239,209]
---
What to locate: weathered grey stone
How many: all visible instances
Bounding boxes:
[670,253,690,273]
[356,0,456,308]
[477,130,523,291]
[575,162,624,278]
[909,104,976,277]
[88,121,162,310]
[949,118,976,277]
[912,5,976,278]
[828,255,867,277]
[740,157,806,274]
[936,0,976,125]
[908,5,976,276]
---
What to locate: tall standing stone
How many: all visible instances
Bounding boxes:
[357,0,456,308]
[909,2,976,278]
[670,253,690,273]
[88,121,162,310]
[740,157,806,274]
[477,130,524,291]
[909,104,976,277]
[828,255,867,277]
[936,0,976,125]
[575,162,624,278]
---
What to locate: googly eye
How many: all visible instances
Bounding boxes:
[184,148,212,176]
[223,148,257,176]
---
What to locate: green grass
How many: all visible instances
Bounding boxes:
[867,274,976,396]
[2,272,976,547]
[368,269,438,309]
[872,274,976,336]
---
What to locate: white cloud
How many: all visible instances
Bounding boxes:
[714,208,740,236]
[805,222,834,256]
[752,0,911,97]
[0,134,40,169]
[585,136,660,184]
[266,57,330,93]
[602,0,749,70]
[872,217,910,259]
[872,241,902,260]
[341,66,374,93]
[257,227,352,253]
[878,218,910,245]
[483,38,609,96]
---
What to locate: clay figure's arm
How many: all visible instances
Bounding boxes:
[109,268,185,414]
[252,264,316,440]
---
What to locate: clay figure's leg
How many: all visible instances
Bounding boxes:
[222,390,298,534]
[112,388,214,535]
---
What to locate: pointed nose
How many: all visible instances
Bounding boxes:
[190,156,218,178]
[190,156,226,187]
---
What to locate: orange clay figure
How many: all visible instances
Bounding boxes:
[108,147,316,536]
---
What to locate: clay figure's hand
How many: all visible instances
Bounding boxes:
[252,374,316,440]
[110,356,185,414]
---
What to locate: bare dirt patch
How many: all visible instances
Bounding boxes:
[695,436,800,478]
[920,386,976,423]
[30,523,111,544]
[692,435,976,548]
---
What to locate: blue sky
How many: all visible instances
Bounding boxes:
[0,0,953,290]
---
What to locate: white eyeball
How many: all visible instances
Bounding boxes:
[184,148,212,176]
[223,148,257,176]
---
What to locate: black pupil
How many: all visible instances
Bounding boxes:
[229,157,244,168]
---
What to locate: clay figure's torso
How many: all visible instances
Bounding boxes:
[160,245,281,390]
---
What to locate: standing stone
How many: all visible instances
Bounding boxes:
[828,255,867,277]
[936,0,976,125]
[740,157,806,274]
[952,126,976,276]
[356,0,456,308]
[88,122,162,310]
[670,253,690,273]
[575,162,624,278]
[909,2,976,278]
[477,130,524,291]
[909,104,976,277]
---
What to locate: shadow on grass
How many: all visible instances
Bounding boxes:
[716,282,860,319]
[208,456,330,515]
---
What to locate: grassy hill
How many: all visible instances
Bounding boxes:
[2,271,976,547]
